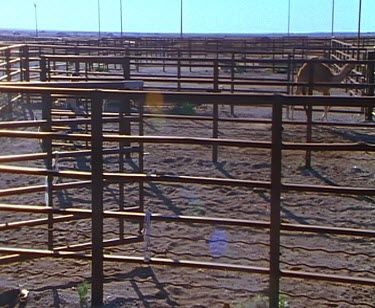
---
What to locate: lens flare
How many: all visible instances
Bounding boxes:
[209,227,228,257]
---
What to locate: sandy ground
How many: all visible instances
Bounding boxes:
[0,79,375,307]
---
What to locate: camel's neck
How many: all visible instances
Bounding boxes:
[332,64,354,83]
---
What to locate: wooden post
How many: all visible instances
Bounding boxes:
[269,97,283,308]
[91,93,104,307]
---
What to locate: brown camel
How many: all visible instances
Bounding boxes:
[289,60,355,120]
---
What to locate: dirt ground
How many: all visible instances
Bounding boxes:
[0,83,375,307]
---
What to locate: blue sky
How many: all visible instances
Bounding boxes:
[0,0,373,35]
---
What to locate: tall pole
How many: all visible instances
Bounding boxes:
[120,0,123,36]
[357,0,362,48]
[180,0,183,38]
[34,3,38,38]
[98,0,101,38]
[287,0,291,36]
[331,0,335,37]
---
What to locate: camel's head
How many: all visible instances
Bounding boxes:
[341,63,356,78]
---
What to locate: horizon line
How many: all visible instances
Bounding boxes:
[1,28,374,38]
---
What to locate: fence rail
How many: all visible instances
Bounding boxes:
[0,84,374,307]
[1,35,375,307]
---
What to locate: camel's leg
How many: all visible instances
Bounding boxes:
[291,86,306,119]
[299,87,309,119]
[321,90,331,121]
[286,104,293,119]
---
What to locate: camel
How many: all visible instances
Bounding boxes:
[289,60,355,120]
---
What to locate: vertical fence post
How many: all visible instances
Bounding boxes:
[41,92,52,183]
[231,53,235,90]
[5,49,11,81]
[65,48,70,73]
[40,56,47,82]
[121,100,132,157]
[118,96,132,238]
[118,110,125,239]
[22,46,31,112]
[269,96,283,308]
[287,54,292,95]
[213,58,219,92]
[366,51,374,121]
[135,48,140,73]
[22,46,30,82]
[305,60,315,168]
[212,103,219,163]
[188,40,193,73]
[74,47,80,74]
[52,48,56,72]
[122,57,130,80]
[231,53,235,115]
[177,49,181,91]
[5,49,12,117]
[162,42,167,73]
[138,96,145,233]
[211,58,220,163]
[305,103,313,168]
[91,92,104,307]
[19,47,24,82]
[41,92,54,249]
[272,50,276,73]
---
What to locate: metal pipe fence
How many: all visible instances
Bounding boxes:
[0,34,374,307]
[0,85,374,306]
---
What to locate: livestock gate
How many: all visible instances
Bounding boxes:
[0,35,375,307]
